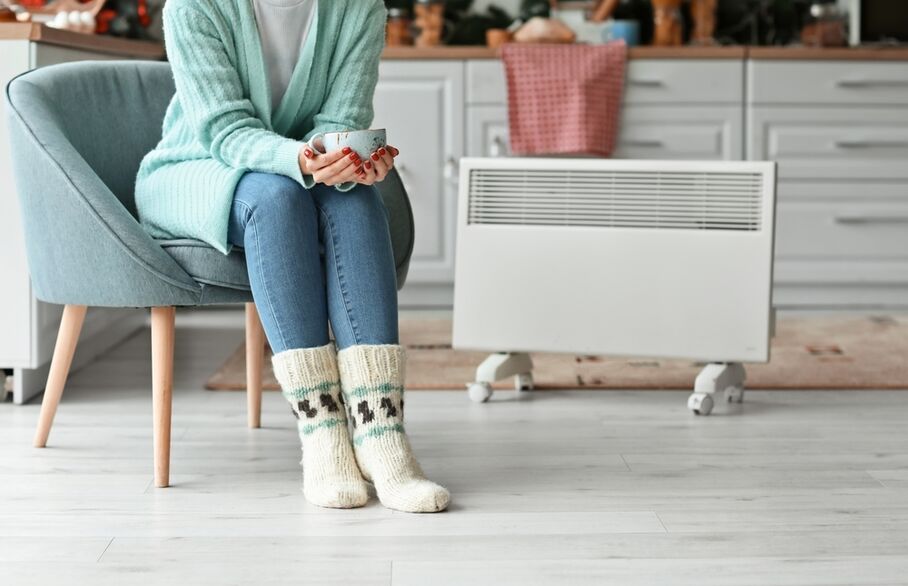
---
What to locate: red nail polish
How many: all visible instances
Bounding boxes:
[342,146,351,154]
[304,149,313,158]
[365,161,372,170]
[349,153,358,161]
[371,153,379,161]
[379,148,386,156]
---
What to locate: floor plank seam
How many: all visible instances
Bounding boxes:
[96,537,113,563]
[655,512,669,533]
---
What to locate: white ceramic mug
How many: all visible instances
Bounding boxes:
[308,128,387,160]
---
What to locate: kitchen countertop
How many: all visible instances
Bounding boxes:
[5,22,908,62]
[0,22,165,59]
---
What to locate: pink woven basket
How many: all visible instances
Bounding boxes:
[501,42,627,157]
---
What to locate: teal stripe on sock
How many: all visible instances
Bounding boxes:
[282,380,339,402]
[353,423,405,445]
[346,383,403,398]
[299,417,345,436]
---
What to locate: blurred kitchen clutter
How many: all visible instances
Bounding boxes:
[384,0,859,48]
[3,0,159,38]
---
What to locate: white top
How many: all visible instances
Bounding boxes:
[252,0,318,111]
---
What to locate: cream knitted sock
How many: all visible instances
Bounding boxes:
[337,344,450,513]
[272,343,369,509]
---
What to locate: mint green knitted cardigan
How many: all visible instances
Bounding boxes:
[135,0,386,254]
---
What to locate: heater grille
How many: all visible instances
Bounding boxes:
[467,168,764,231]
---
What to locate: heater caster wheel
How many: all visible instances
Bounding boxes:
[468,382,493,403]
[688,393,714,416]
[515,373,534,391]
[726,386,745,403]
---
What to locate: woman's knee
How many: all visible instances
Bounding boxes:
[236,173,315,226]
[320,184,389,224]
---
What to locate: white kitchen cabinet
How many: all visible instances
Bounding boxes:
[373,61,464,306]
[747,59,908,309]
[1,33,157,403]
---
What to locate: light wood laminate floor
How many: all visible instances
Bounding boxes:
[1,312,907,585]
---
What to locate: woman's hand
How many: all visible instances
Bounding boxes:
[356,145,400,186]
[299,145,363,186]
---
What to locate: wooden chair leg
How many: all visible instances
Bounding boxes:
[33,304,88,448]
[245,302,265,429]
[151,306,175,488]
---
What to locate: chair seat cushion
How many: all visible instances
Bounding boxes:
[158,239,250,290]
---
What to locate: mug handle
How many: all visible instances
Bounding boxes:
[308,132,326,154]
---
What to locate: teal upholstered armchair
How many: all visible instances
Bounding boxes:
[5,61,415,487]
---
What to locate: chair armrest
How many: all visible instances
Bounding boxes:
[5,76,203,306]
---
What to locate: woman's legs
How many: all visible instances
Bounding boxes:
[228,172,368,508]
[311,183,449,513]
[228,172,329,353]
[309,182,399,350]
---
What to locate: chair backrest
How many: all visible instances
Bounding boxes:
[5,60,414,295]
[8,60,174,217]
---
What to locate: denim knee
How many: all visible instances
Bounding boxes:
[238,174,315,228]
[318,184,389,224]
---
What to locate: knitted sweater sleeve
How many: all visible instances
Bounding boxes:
[303,0,386,192]
[164,4,305,185]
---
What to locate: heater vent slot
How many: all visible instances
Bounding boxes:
[467,168,764,231]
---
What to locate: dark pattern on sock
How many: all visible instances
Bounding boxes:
[357,401,375,424]
[379,397,398,418]
[320,393,340,412]
[298,399,318,418]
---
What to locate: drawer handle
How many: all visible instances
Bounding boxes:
[836,79,908,88]
[443,156,460,187]
[622,139,664,148]
[628,79,665,88]
[835,140,908,149]
[489,136,507,157]
[834,215,908,225]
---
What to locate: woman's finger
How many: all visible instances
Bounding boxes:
[315,150,360,185]
[371,148,391,181]
[306,146,352,172]
[387,145,400,157]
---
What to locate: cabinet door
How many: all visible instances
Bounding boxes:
[616,106,743,160]
[374,62,464,284]
[748,106,908,180]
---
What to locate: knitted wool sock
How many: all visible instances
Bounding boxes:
[272,343,369,509]
[337,344,449,513]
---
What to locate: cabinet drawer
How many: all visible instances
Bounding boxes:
[775,201,908,260]
[467,59,743,105]
[616,106,742,160]
[748,61,908,105]
[466,105,743,160]
[749,107,908,180]
[778,181,908,201]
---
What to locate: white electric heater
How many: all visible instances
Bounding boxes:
[452,157,777,415]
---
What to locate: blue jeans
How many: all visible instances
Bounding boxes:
[227,172,399,353]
